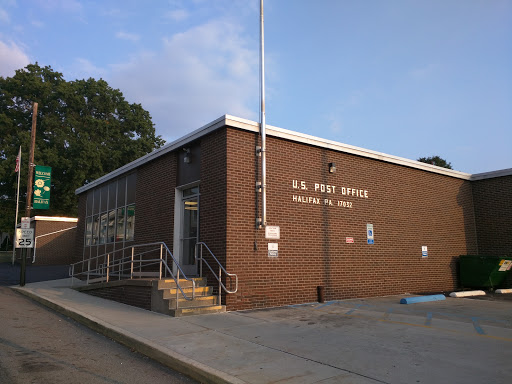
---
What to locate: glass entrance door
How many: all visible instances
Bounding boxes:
[180,186,199,275]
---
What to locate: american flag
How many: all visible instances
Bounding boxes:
[15,147,21,173]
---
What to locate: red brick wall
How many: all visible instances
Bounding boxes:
[225,128,478,310]
[84,285,152,310]
[199,130,228,299]
[472,175,512,257]
[472,175,512,288]
[33,220,77,266]
[135,152,177,247]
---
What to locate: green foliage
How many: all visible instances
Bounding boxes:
[0,63,165,234]
[417,155,453,169]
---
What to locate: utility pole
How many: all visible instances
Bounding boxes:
[20,102,38,286]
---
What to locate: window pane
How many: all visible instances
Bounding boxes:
[182,238,196,265]
[93,189,100,215]
[107,210,116,243]
[117,178,126,207]
[85,217,92,246]
[108,182,116,212]
[183,198,198,238]
[183,186,199,197]
[126,173,137,204]
[125,205,135,241]
[116,208,125,242]
[100,185,108,213]
[99,213,108,244]
[92,215,100,245]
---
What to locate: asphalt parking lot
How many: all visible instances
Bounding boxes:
[13,278,512,384]
[230,294,512,383]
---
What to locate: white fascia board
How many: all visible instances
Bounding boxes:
[34,216,78,223]
[470,168,512,181]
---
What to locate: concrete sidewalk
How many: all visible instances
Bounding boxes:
[12,278,512,384]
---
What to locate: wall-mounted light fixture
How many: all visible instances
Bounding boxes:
[183,148,191,164]
[329,162,336,173]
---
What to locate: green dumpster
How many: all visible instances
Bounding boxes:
[459,255,512,289]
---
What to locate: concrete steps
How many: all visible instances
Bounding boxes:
[153,278,225,317]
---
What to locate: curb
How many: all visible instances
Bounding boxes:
[12,286,246,384]
[400,294,446,304]
[449,290,486,298]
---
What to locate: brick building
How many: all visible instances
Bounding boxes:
[74,115,512,311]
[17,216,77,266]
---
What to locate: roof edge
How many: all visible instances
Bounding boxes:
[75,115,229,194]
[470,168,512,181]
[223,115,472,180]
[33,216,78,222]
[75,115,509,194]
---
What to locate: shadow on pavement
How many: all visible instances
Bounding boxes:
[0,262,69,286]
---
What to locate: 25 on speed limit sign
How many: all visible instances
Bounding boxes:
[16,228,34,248]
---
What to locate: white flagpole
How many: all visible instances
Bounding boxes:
[260,0,267,227]
[12,146,21,265]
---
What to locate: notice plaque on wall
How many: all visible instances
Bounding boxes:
[268,243,278,258]
[265,226,280,239]
[366,223,374,245]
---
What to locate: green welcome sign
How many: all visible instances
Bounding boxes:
[33,165,52,209]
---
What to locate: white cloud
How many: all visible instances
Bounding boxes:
[0,40,30,77]
[109,20,259,140]
[409,63,438,79]
[69,58,107,80]
[115,31,140,43]
[31,20,45,28]
[165,9,189,22]
[0,8,9,23]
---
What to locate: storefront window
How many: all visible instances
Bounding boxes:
[107,210,116,243]
[85,217,92,246]
[126,173,136,204]
[125,205,135,241]
[92,215,99,245]
[84,173,136,247]
[116,207,125,242]
[99,213,107,244]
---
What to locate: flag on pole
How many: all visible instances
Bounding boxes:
[15,147,21,173]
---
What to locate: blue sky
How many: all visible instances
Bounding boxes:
[1,0,510,174]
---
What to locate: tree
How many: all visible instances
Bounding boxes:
[0,63,165,234]
[417,155,452,169]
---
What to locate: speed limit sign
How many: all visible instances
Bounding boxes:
[16,228,34,248]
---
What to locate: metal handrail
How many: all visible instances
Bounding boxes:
[195,242,238,307]
[69,242,196,306]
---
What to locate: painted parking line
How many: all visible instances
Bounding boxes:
[345,303,365,315]
[425,312,433,326]
[472,317,486,335]
[315,301,336,310]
